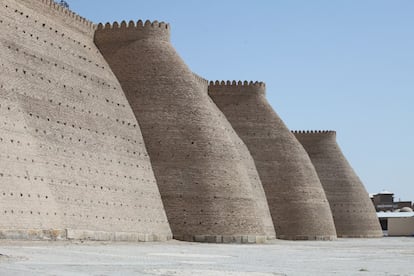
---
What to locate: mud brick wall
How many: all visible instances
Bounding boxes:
[293,130,382,238]
[0,0,171,241]
[209,81,337,240]
[95,21,275,243]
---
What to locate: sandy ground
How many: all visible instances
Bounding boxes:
[0,237,413,275]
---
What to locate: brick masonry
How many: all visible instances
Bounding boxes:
[0,0,172,241]
[0,0,379,243]
[209,81,337,240]
[94,21,276,242]
[293,131,382,237]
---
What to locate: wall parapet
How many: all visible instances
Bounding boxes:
[95,20,170,43]
[192,72,209,93]
[208,80,266,95]
[292,130,337,141]
[41,0,94,28]
[18,0,96,33]
[292,130,336,135]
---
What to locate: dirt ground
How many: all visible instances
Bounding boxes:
[0,237,413,275]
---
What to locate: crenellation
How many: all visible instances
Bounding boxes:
[209,80,266,96]
[36,0,96,31]
[97,19,170,30]
[291,130,336,135]
[95,20,170,44]
[192,73,209,93]
[209,80,266,87]
[9,0,96,37]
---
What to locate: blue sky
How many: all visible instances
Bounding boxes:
[67,0,414,201]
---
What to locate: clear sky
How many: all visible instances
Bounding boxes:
[67,0,414,201]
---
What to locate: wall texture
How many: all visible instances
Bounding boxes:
[293,131,382,237]
[95,22,275,243]
[0,0,171,241]
[209,81,337,240]
[193,74,276,239]
[388,217,414,236]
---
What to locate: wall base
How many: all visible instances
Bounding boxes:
[337,234,383,238]
[0,229,173,242]
[277,235,337,241]
[174,235,276,244]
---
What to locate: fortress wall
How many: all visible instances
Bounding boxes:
[193,73,276,239]
[0,0,171,241]
[209,81,337,240]
[95,22,275,243]
[192,73,209,93]
[293,131,383,238]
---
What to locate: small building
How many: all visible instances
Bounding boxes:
[377,212,414,236]
[371,190,412,212]
[372,191,395,211]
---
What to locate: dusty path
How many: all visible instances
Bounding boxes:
[0,238,413,275]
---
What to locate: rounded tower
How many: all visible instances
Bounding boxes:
[209,81,337,240]
[192,74,276,239]
[94,21,275,243]
[293,130,383,237]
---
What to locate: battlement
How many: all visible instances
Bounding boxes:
[292,130,337,140]
[208,81,266,96]
[193,73,209,86]
[94,20,170,43]
[40,0,94,27]
[192,73,209,93]
[292,130,336,135]
[34,0,95,31]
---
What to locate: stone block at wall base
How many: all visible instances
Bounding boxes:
[0,229,173,242]
[0,229,66,241]
[338,234,383,238]
[175,234,271,244]
[276,234,337,241]
[66,229,172,242]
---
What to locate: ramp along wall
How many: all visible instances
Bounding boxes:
[0,0,171,241]
[209,81,337,240]
[95,21,276,243]
[293,130,382,238]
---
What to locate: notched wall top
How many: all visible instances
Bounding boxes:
[95,20,170,43]
[18,0,95,34]
[209,80,266,95]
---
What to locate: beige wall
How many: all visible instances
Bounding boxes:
[388,218,414,236]
[95,21,276,243]
[209,82,337,240]
[0,0,172,241]
[294,131,382,238]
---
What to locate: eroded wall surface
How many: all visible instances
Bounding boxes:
[95,21,275,243]
[0,0,171,241]
[293,131,382,237]
[209,81,337,240]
